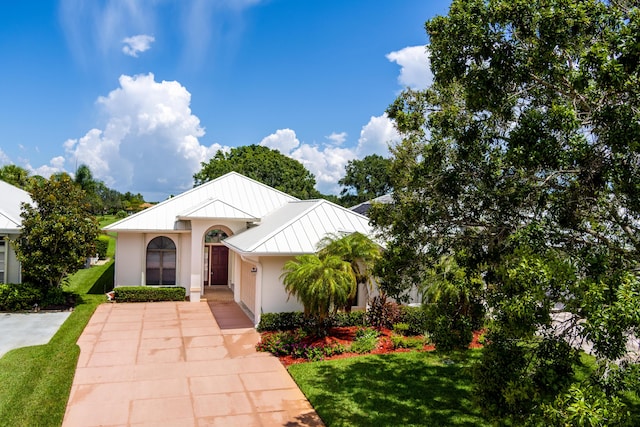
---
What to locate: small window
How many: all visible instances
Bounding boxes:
[146,236,176,285]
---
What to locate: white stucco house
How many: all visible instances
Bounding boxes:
[0,180,32,284]
[104,172,374,324]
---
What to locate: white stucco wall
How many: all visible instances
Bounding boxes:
[113,233,145,287]
[260,256,304,314]
[2,234,22,284]
[177,234,191,291]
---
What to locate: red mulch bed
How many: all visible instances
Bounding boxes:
[267,326,484,367]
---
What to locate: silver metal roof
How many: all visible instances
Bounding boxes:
[0,180,32,233]
[105,172,298,232]
[177,198,259,221]
[224,199,373,255]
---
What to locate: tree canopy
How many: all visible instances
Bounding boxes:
[338,154,393,206]
[14,174,99,289]
[194,145,321,200]
[0,164,38,190]
[371,0,640,423]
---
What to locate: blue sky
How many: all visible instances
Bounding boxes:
[0,0,450,201]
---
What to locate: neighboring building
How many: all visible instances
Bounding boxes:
[349,194,393,216]
[104,172,373,324]
[0,180,32,284]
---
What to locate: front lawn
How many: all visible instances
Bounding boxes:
[288,350,489,427]
[0,258,113,426]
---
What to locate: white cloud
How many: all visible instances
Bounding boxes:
[290,144,356,195]
[0,149,10,165]
[62,73,223,199]
[259,128,300,153]
[326,132,347,145]
[259,115,399,195]
[122,34,155,57]
[356,114,401,157]
[27,156,66,178]
[386,45,433,90]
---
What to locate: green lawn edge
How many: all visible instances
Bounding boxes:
[288,350,490,427]
[0,260,112,427]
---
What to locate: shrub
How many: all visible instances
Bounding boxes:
[41,287,76,309]
[255,329,344,361]
[350,327,379,353]
[366,295,400,329]
[398,305,431,336]
[257,312,305,331]
[430,311,473,352]
[332,311,366,327]
[256,329,308,356]
[0,282,43,311]
[114,286,186,302]
[115,210,127,219]
[323,342,347,357]
[391,334,429,350]
[95,235,110,259]
[392,322,410,335]
[257,310,366,332]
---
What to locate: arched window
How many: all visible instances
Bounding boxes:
[146,236,176,285]
[204,229,229,243]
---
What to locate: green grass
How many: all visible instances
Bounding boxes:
[98,214,119,228]
[0,255,114,426]
[288,350,490,427]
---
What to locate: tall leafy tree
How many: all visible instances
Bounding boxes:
[14,174,99,289]
[0,164,30,189]
[371,0,640,422]
[74,164,104,214]
[194,145,320,199]
[74,164,96,193]
[338,154,393,206]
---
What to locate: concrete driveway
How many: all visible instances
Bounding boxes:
[62,302,323,426]
[0,311,71,358]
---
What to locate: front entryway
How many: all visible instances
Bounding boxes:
[204,245,228,286]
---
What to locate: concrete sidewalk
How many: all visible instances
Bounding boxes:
[0,311,71,358]
[62,302,323,427]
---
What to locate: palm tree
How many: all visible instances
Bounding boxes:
[318,232,381,310]
[281,254,356,324]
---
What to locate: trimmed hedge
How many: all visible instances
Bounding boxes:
[257,312,305,332]
[257,305,430,335]
[257,310,368,332]
[114,286,186,302]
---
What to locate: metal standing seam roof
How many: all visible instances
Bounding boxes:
[177,198,259,221]
[0,180,32,233]
[104,172,298,232]
[223,199,374,255]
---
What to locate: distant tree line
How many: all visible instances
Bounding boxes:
[2,148,394,213]
[0,164,146,215]
[194,144,393,207]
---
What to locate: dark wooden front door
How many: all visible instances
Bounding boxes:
[208,245,229,286]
